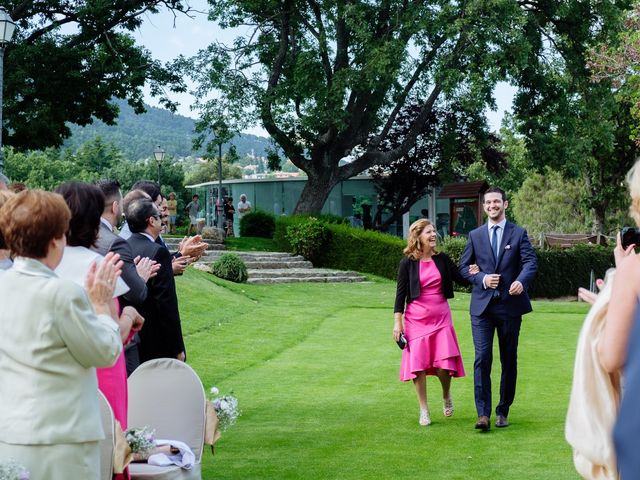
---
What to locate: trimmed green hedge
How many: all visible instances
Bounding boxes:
[528,244,613,298]
[274,216,615,298]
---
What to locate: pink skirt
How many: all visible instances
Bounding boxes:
[399,294,465,381]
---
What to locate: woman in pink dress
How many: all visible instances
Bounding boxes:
[393,219,474,426]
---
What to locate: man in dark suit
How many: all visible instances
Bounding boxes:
[93,180,159,374]
[459,187,537,431]
[124,197,186,363]
[92,180,149,304]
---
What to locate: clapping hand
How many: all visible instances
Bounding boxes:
[578,278,604,305]
[85,252,123,309]
[134,255,160,281]
[178,235,208,261]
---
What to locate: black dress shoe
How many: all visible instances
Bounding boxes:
[475,416,490,431]
[495,415,509,428]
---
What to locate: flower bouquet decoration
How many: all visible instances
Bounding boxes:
[0,459,29,480]
[209,387,240,432]
[125,426,156,462]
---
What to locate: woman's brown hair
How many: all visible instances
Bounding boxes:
[403,218,437,260]
[0,190,70,258]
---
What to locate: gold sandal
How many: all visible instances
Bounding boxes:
[443,396,454,417]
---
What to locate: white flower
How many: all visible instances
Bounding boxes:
[210,386,219,395]
[220,399,229,410]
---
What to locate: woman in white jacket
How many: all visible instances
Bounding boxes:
[0,190,123,480]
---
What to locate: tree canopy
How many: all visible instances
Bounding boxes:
[180,0,531,213]
[3,1,192,151]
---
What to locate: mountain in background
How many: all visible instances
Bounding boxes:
[64,98,271,161]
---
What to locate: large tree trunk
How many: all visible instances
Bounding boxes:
[592,204,606,235]
[293,167,340,214]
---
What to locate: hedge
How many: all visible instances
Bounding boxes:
[274,216,615,298]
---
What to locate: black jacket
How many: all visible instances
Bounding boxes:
[123,233,185,362]
[394,253,469,314]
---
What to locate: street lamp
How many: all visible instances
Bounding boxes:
[153,145,165,188]
[0,7,16,174]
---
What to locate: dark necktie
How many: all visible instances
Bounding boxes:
[491,225,500,260]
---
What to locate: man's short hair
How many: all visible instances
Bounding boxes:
[193,194,199,200]
[94,179,122,206]
[127,197,158,233]
[132,181,162,203]
[483,186,507,202]
[122,189,150,218]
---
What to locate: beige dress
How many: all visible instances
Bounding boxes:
[0,257,122,480]
[565,270,621,480]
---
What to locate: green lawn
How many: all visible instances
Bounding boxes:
[175,269,587,479]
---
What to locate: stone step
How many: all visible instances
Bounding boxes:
[202,250,297,259]
[247,268,362,279]
[199,259,312,269]
[163,238,224,248]
[247,275,365,284]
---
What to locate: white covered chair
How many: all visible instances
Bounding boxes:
[98,391,115,480]
[128,358,206,480]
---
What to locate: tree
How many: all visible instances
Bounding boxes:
[180,0,531,213]
[370,102,504,231]
[184,156,243,185]
[512,169,594,239]
[4,1,191,151]
[589,1,640,141]
[508,0,637,233]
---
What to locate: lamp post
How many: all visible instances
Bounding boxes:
[0,7,16,174]
[217,140,223,228]
[153,145,165,188]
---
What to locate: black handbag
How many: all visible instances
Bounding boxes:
[396,332,407,350]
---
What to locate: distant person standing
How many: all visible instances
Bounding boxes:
[167,192,178,234]
[237,194,252,218]
[185,194,200,236]
[225,197,236,237]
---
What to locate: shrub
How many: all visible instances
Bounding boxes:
[285,217,329,264]
[275,216,614,298]
[528,244,613,298]
[438,236,468,265]
[211,253,248,283]
[239,210,276,238]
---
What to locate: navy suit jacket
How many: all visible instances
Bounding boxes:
[459,221,538,317]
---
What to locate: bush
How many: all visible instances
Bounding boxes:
[285,217,329,264]
[239,210,276,238]
[529,244,613,298]
[211,253,248,283]
[438,236,468,265]
[275,216,614,298]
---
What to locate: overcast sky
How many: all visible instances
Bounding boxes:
[134,0,515,136]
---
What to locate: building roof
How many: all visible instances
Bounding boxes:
[437,180,489,199]
[186,174,374,189]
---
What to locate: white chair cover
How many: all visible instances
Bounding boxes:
[98,391,115,480]
[128,358,206,480]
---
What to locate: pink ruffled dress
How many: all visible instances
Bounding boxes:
[399,260,465,381]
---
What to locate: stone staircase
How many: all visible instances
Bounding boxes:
[163,237,226,251]
[192,250,366,284]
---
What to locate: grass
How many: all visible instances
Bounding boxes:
[175,268,587,479]
[224,236,277,251]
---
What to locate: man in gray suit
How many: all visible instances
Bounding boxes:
[93,180,157,374]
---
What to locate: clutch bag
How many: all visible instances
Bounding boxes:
[396,332,407,350]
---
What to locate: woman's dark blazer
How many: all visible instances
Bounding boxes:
[394,253,470,314]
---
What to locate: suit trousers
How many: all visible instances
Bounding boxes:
[471,300,522,418]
